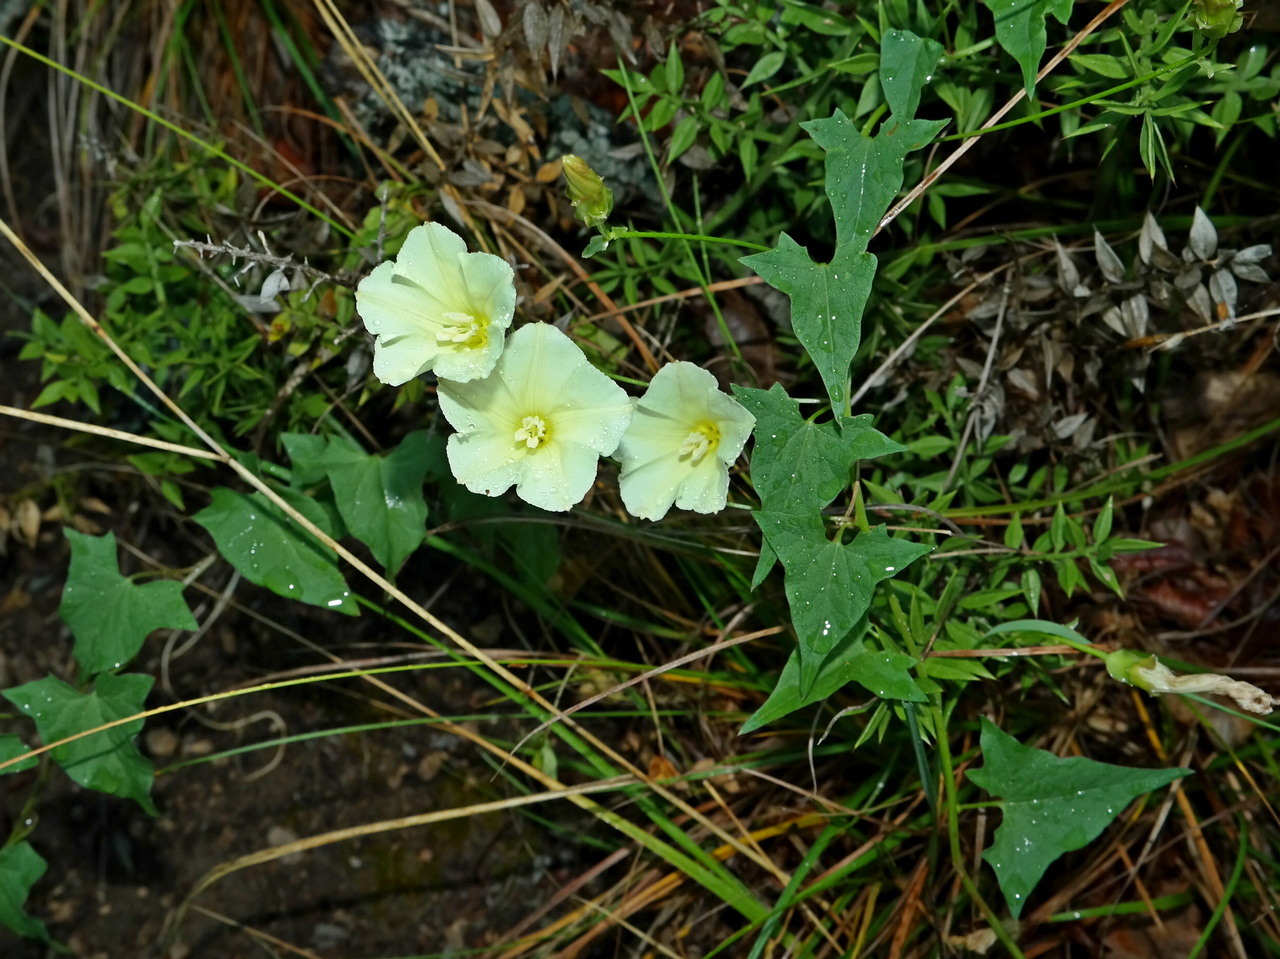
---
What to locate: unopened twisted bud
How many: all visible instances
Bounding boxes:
[561,155,613,230]
[1106,649,1274,715]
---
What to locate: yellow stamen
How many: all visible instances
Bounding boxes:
[514,415,549,450]
[678,422,720,464]
[437,311,486,346]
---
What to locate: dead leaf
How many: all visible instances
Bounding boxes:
[15,499,39,547]
[649,754,679,781]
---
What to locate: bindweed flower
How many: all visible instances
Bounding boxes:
[356,222,516,385]
[438,322,633,512]
[616,362,756,521]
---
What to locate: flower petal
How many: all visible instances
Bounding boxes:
[673,458,731,513]
[373,334,438,386]
[446,429,524,498]
[517,439,603,512]
[395,222,469,302]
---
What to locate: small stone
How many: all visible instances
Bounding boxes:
[145,728,179,759]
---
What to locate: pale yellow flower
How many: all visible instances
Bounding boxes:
[616,362,755,521]
[438,323,633,512]
[356,222,515,385]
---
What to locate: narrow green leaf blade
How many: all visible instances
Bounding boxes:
[4,673,159,815]
[194,488,357,615]
[0,842,52,942]
[968,718,1189,916]
[60,530,197,677]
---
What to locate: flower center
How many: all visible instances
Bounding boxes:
[678,422,721,464]
[437,311,487,347]
[514,415,549,450]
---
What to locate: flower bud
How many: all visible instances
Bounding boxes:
[561,155,613,230]
[1192,0,1243,39]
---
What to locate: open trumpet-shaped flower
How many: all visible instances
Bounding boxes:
[438,323,633,512]
[617,362,755,521]
[356,222,516,385]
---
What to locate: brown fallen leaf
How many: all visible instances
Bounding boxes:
[15,499,39,547]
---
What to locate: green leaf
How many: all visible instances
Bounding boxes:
[280,433,331,487]
[1004,512,1024,550]
[194,488,358,615]
[751,537,778,590]
[982,0,1075,96]
[985,617,1092,646]
[1093,497,1114,544]
[741,620,926,734]
[292,432,431,576]
[0,842,52,942]
[734,385,906,514]
[0,734,38,775]
[742,50,786,87]
[500,520,561,589]
[802,109,948,253]
[668,115,701,164]
[757,513,933,692]
[742,239,876,414]
[4,673,159,815]
[968,718,1190,917]
[60,530,197,677]
[879,29,943,119]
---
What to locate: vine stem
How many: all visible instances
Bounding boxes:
[876,0,1133,237]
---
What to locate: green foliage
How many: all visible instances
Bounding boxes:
[759,515,932,692]
[0,843,52,943]
[194,488,358,615]
[0,735,38,775]
[982,0,1075,95]
[3,673,159,815]
[283,431,432,576]
[878,28,943,118]
[733,389,906,519]
[968,718,1191,916]
[1192,0,1243,38]
[60,530,197,677]
[741,618,926,734]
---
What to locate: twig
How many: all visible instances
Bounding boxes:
[173,233,336,285]
[850,263,1012,408]
[943,281,1009,490]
